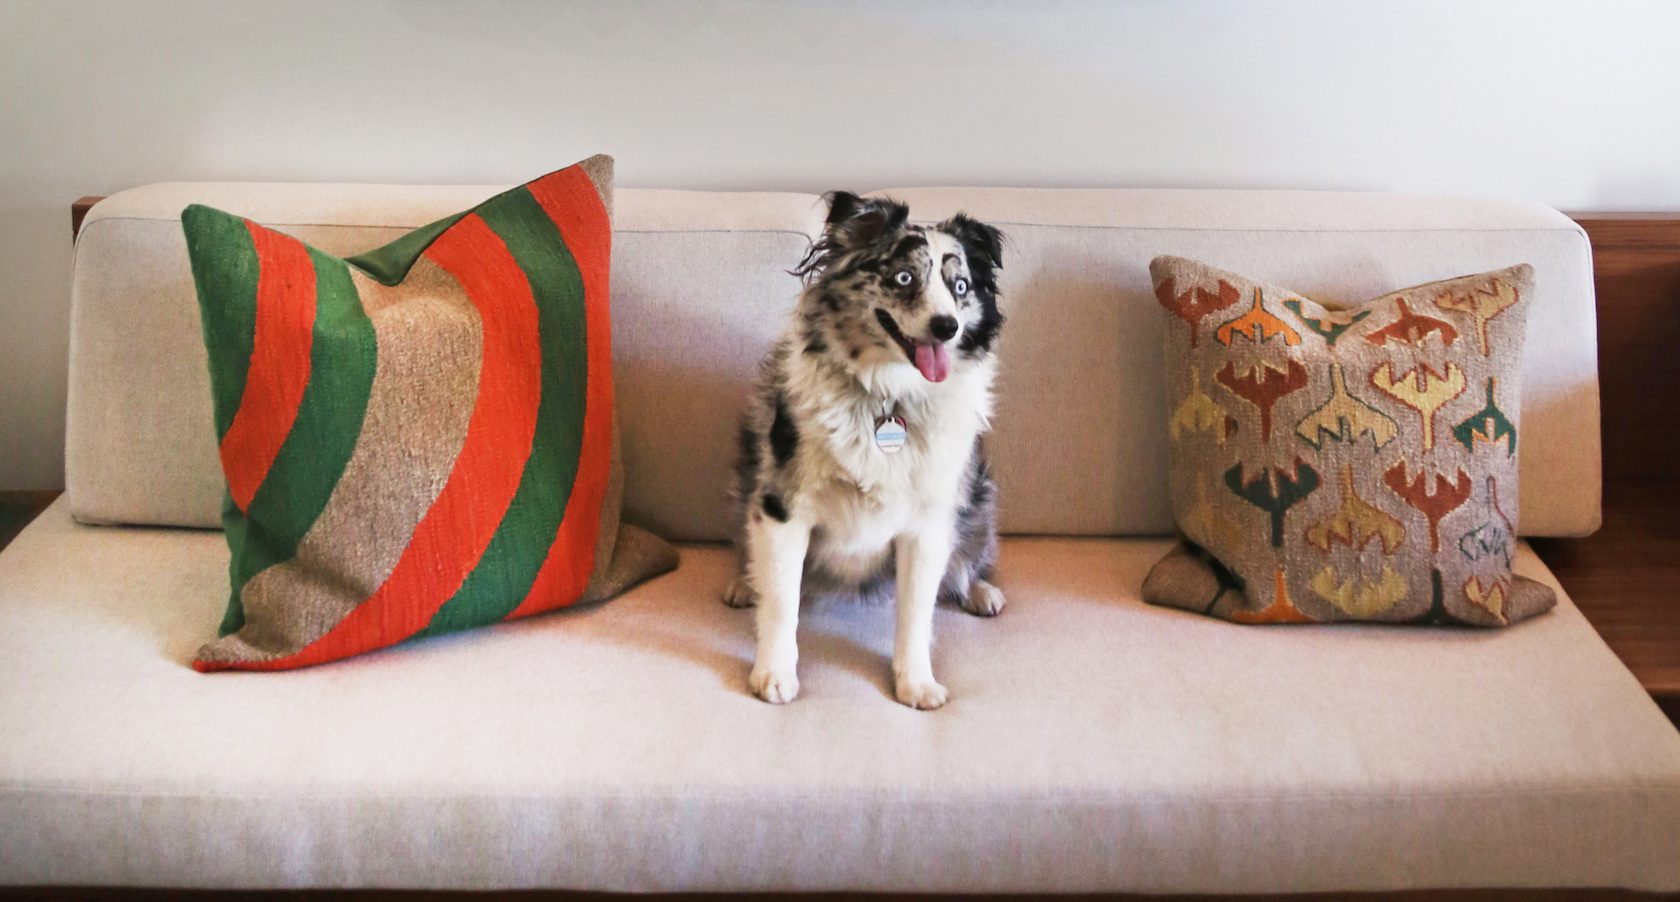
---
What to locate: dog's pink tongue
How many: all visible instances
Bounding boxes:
[914,341,951,382]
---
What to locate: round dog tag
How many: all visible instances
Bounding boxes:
[874,416,908,454]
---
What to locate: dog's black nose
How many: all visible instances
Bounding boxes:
[929,315,960,342]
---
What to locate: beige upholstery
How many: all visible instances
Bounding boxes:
[0,499,1675,892]
[66,184,1600,540]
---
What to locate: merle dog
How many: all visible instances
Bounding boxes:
[724,192,1007,709]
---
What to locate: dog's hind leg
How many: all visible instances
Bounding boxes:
[939,568,1007,617]
[960,578,1007,617]
[944,446,1005,617]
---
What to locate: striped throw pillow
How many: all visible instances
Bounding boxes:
[183,155,676,671]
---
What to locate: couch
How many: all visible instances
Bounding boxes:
[2,181,1677,894]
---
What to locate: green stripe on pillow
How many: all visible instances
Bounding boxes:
[419,187,590,636]
[181,205,260,440]
[221,248,377,635]
[347,211,469,286]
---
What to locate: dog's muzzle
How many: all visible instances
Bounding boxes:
[874,308,952,382]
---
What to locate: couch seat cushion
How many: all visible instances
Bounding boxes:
[2,500,1677,893]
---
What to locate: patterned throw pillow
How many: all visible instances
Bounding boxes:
[183,155,676,671]
[1142,256,1555,626]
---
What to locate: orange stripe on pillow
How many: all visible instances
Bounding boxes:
[250,214,544,669]
[505,167,615,619]
[219,222,319,512]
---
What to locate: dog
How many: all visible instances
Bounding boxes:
[724,191,1007,710]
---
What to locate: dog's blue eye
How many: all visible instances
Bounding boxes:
[894,270,913,286]
[953,277,969,297]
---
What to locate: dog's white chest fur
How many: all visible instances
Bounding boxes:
[787,353,994,584]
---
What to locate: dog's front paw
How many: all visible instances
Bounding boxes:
[960,579,1006,617]
[894,674,949,710]
[722,575,756,608]
[749,664,800,704]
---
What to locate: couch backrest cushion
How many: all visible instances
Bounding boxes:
[67,184,1600,539]
[876,187,1600,538]
[68,184,825,542]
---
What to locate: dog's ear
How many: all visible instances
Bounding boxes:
[792,192,911,283]
[941,213,1005,286]
[823,191,909,251]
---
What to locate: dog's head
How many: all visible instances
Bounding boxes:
[793,192,1004,384]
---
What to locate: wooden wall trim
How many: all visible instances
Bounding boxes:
[1563,210,1680,493]
[1536,210,1680,715]
[71,195,102,240]
[1572,211,1680,249]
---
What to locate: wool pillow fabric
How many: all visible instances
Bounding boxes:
[1142,256,1555,627]
[183,155,676,671]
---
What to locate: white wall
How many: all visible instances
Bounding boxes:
[3,0,1678,489]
